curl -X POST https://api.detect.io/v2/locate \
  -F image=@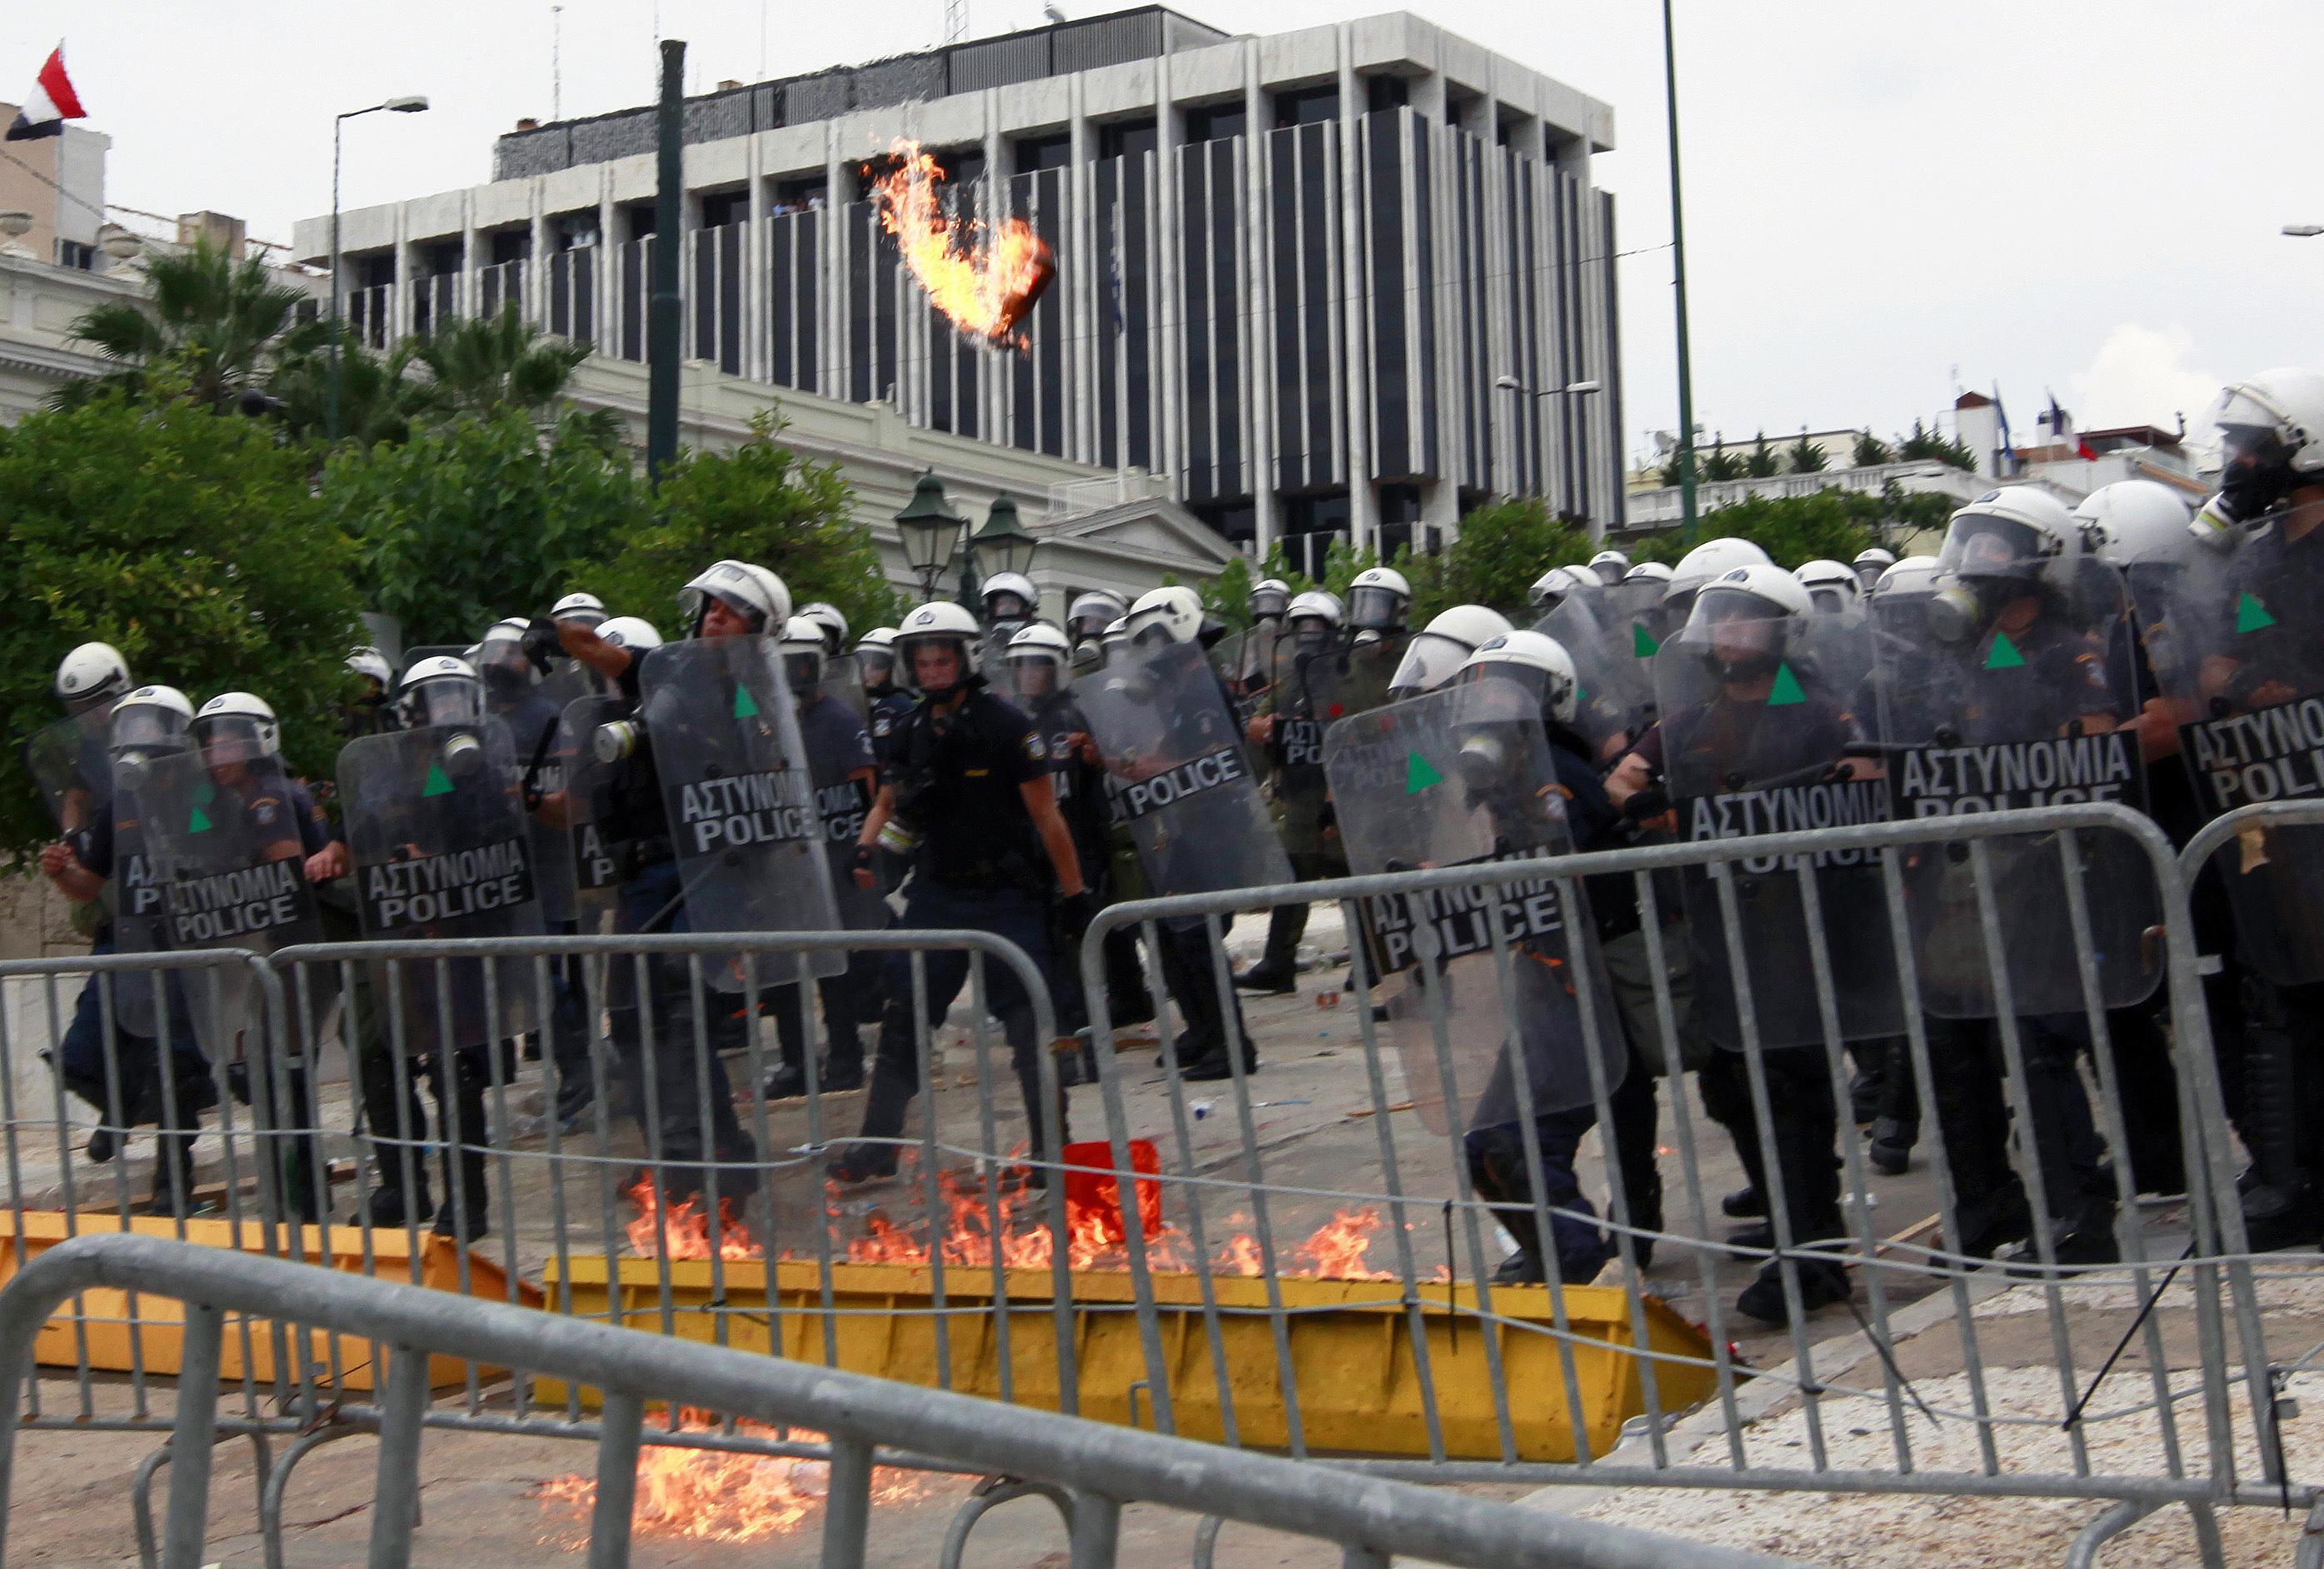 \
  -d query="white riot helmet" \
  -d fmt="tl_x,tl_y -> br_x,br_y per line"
981,571 -> 1038,626
779,615 -> 830,692
1285,590 -> 1344,633
1390,605 -> 1514,698
1065,590 -> 1128,644
1099,615 -> 1133,665
1345,565 -> 1412,632
1937,486 -> 2074,586
1679,564 -> 1814,680
192,691 -> 282,764
56,642 -> 131,713
1588,549 -> 1632,586
1872,555 -> 1943,601
109,686 -> 195,764
1623,560 -> 1676,587
1458,631 -> 1579,725
1528,566 -> 1593,612
678,560 -> 790,637
855,626 -> 899,688
894,600 -> 984,693
2072,480 -> 2196,569
799,601 -> 850,655
396,655 -> 486,730
1665,536 -> 1773,612
599,615 -> 663,653
2192,367 -> 2324,541
1006,621 -> 1073,700
1794,559 -> 1863,614
1249,577 -> 1292,622
1124,585 -> 1204,647
1852,546 -> 1897,591
347,645 -> 394,690
551,591 -> 608,629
